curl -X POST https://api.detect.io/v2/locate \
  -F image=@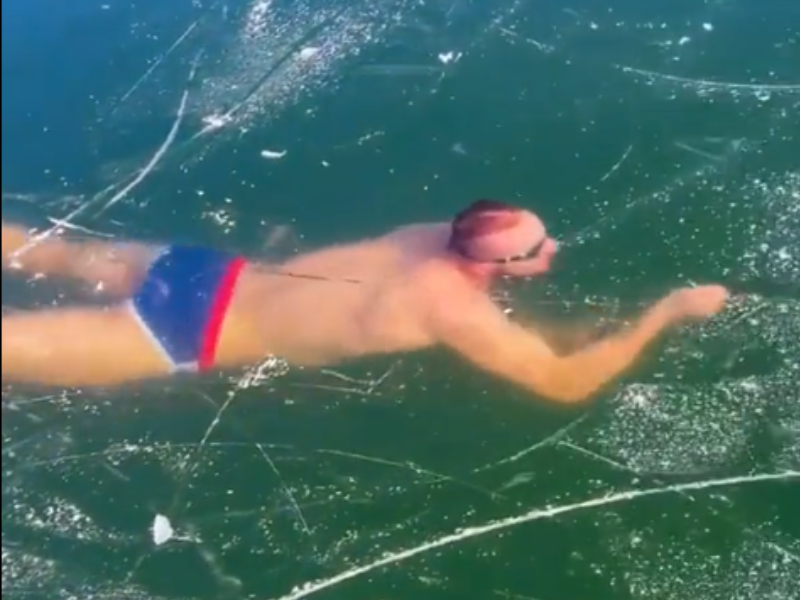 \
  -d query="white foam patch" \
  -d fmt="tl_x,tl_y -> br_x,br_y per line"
571,379 -> 763,475
189,0 -> 397,131
741,172 -> 800,286
1,548 -> 194,600
615,534 -> 800,600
